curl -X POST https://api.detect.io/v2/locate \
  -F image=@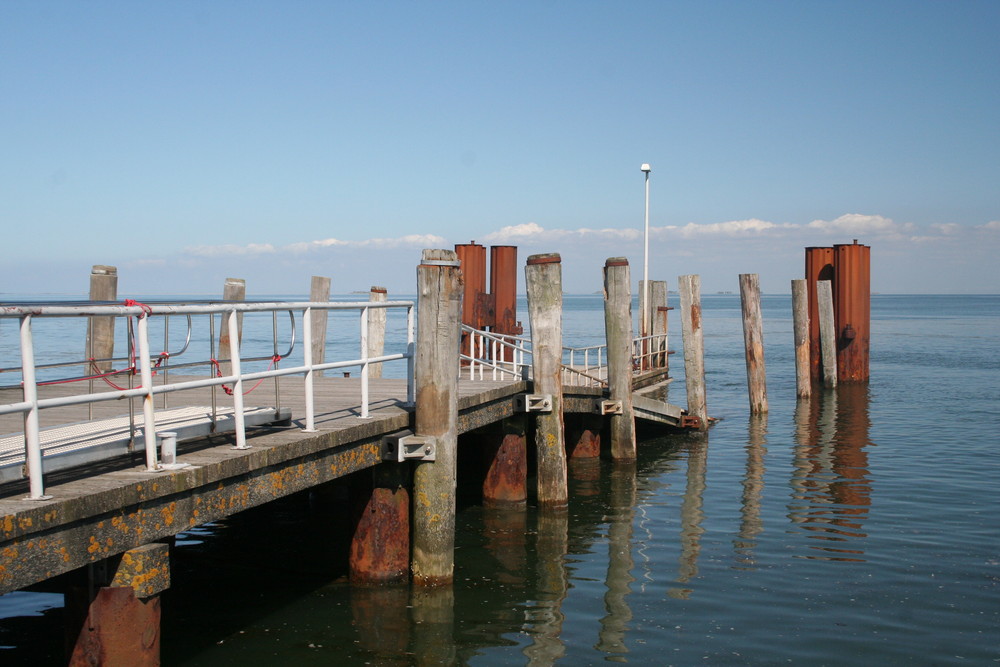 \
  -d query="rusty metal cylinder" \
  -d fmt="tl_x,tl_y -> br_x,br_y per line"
805,247 -> 835,382
455,242 -> 487,329
833,241 -> 870,382
490,245 -> 520,361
